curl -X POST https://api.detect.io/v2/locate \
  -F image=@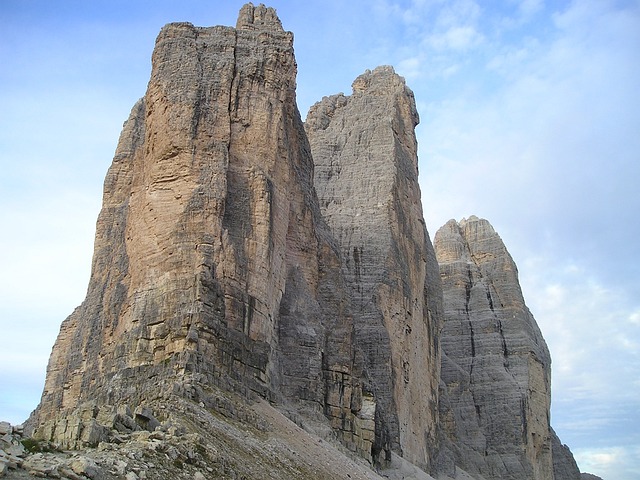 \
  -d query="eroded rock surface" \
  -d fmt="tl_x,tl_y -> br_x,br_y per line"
434,217 -> 553,479
27,3 -> 362,456
306,66 -> 443,470
21,3 -> 585,479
